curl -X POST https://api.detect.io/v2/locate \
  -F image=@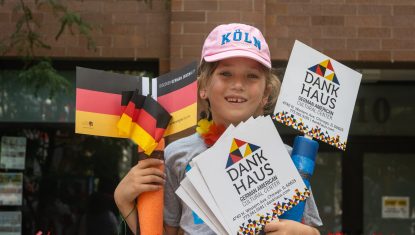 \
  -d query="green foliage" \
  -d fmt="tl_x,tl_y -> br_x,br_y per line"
18,59 -> 70,97
0,0 -> 167,98
0,0 -> 95,97
45,0 -> 96,50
